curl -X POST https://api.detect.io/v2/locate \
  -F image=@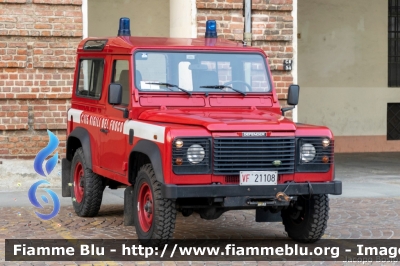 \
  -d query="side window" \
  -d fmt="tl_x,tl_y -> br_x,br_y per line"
76,59 -> 104,99
112,60 -> 130,106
